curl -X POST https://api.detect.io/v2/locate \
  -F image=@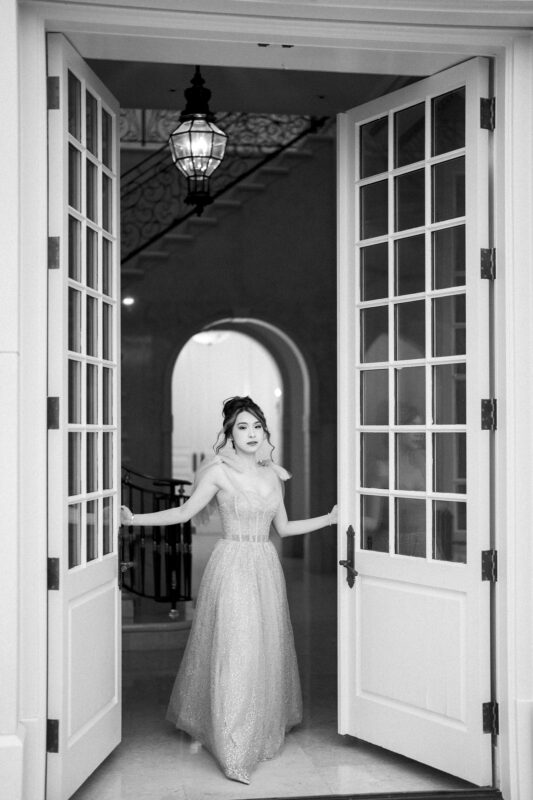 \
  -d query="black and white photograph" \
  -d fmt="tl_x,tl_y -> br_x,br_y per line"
3,3 -> 533,800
